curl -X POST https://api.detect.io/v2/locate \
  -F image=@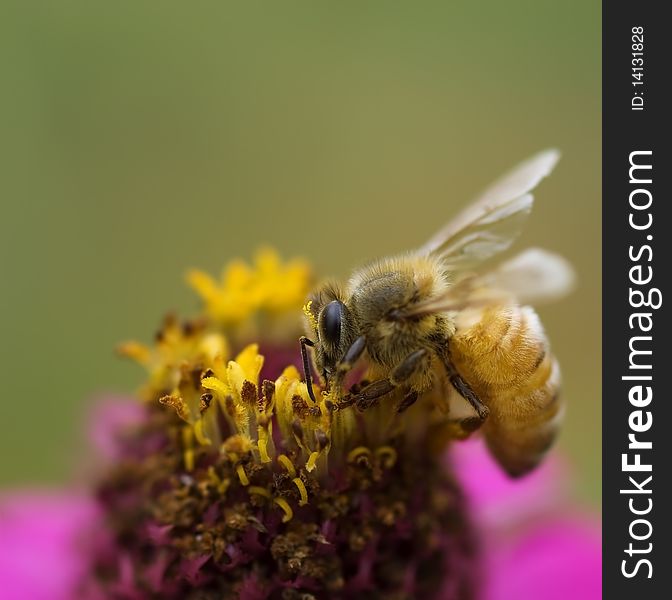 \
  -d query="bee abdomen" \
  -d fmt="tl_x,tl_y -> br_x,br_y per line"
450,305 -> 564,477
482,358 -> 563,476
